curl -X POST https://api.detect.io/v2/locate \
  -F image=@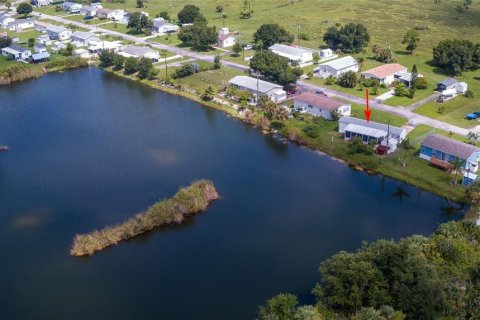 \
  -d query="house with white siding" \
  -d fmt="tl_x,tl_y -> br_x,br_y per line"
119,45 -> 159,62
316,56 -> 358,78
6,18 -> 35,31
338,116 -> 406,154
269,43 -> 313,64
228,75 -> 287,103
62,2 -> 82,13
294,92 -> 351,120
217,27 -> 236,48
151,18 -> 179,34
47,25 -> 72,41
0,15 -> 15,28
71,31 -> 99,46
1,45 -> 32,60
361,63 -> 407,86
